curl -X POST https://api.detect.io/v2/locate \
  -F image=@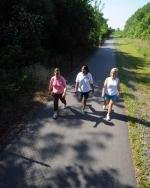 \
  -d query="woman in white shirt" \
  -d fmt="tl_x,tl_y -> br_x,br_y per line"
75,65 -> 94,114
101,68 -> 121,121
